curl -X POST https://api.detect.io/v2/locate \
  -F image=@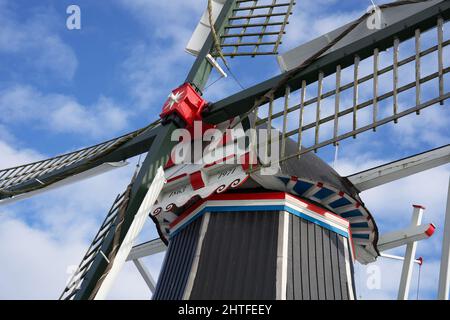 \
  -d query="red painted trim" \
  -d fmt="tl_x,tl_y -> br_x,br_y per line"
204,154 -> 236,168
219,130 -> 233,146
285,193 -> 349,225
290,176 -> 298,181
170,192 -> 287,228
169,198 -> 207,228
240,152 -> 256,171
317,182 -> 324,188
425,223 -> 436,237
169,192 -> 351,229
209,192 -> 287,201
164,157 -> 175,170
189,171 -> 205,191
413,204 -> 426,210
338,191 -> 345,197
417,257 -> 423,266
166,173 -> 187,183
